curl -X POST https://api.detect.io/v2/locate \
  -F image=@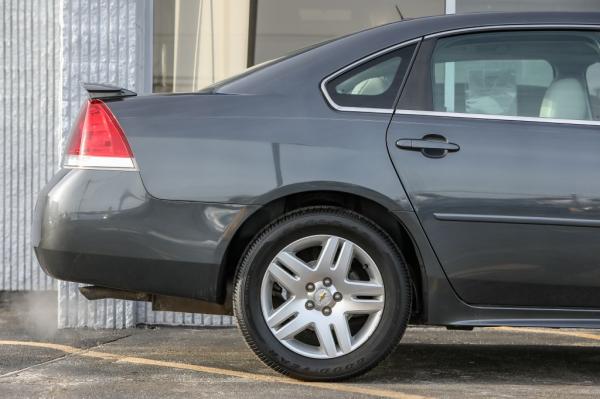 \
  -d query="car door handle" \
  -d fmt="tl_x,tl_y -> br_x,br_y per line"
396,139 -> 460,152
396,135 -> 460,158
